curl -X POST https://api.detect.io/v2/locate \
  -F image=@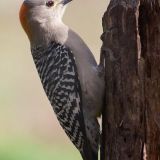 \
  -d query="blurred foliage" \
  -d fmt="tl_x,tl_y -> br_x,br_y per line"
0,137 -> 80,160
